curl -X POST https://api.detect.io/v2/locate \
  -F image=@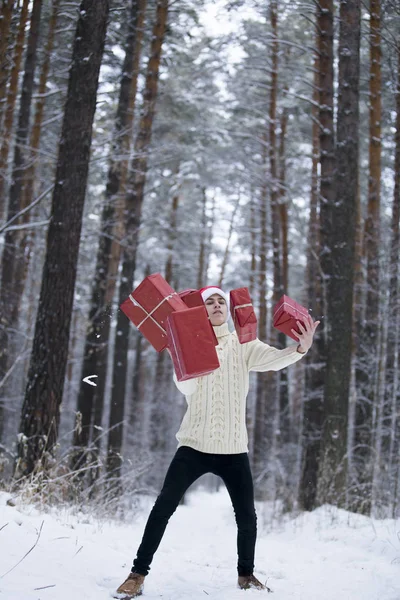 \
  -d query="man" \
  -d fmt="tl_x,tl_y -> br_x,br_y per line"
116,287 -> 319,598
